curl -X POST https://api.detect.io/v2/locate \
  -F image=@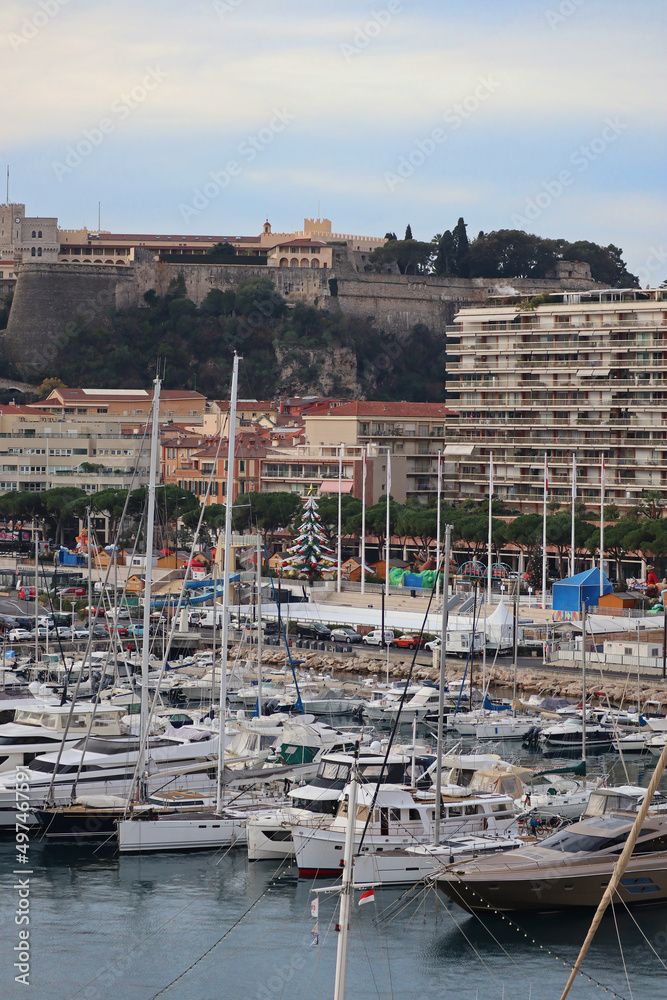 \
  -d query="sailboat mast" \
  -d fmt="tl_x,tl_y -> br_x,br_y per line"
139,377 -> 162,764
434,523 -> 452,845
333,749 -> 359,1000
256,531 -> 263,717
216,353 -> 240,814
